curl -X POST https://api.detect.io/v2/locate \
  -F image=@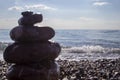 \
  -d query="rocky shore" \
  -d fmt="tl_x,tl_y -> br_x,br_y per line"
0,58 -> 120,80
